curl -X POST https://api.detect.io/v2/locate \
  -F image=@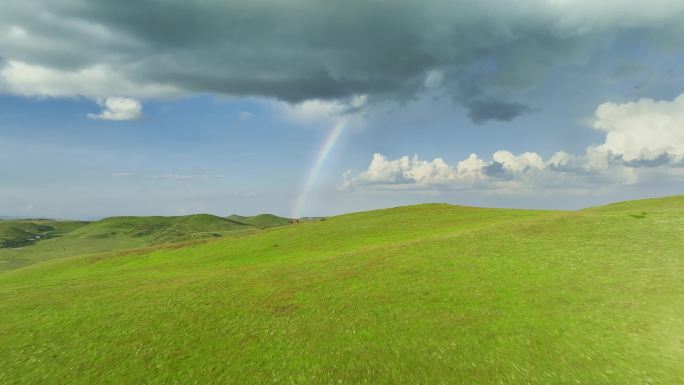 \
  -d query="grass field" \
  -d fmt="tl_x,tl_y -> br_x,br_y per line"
0,213 -> 291,272
227,213 -> 294,228
0,197 -> 683,384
